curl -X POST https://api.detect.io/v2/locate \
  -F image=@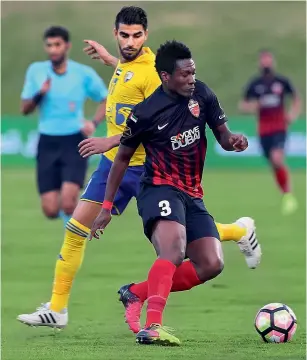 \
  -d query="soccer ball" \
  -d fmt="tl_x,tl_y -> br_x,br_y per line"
254,303 -> 297,343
